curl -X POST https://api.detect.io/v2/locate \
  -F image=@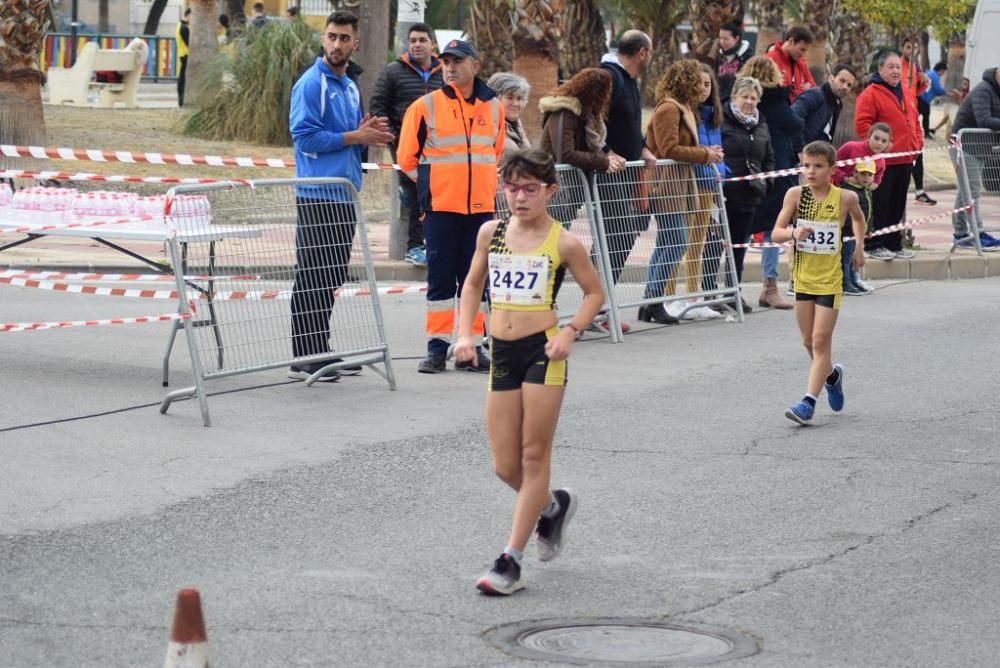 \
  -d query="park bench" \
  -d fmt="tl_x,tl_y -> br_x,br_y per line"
47,41 -> 145,109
